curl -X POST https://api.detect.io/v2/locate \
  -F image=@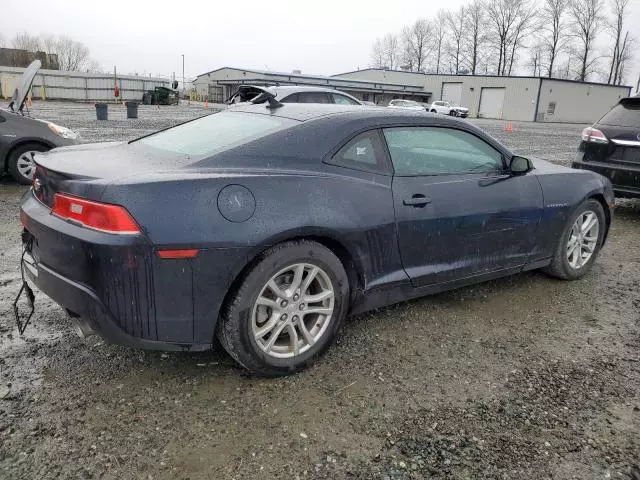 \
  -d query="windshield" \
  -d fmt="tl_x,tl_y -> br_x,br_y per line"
137,111 -> 296,155
599,101 -> 640,128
